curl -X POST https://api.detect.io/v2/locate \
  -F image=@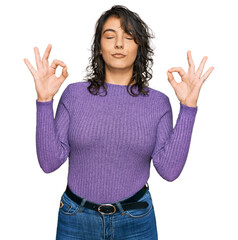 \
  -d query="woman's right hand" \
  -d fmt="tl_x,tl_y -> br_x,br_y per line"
24,44 -> 69,102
